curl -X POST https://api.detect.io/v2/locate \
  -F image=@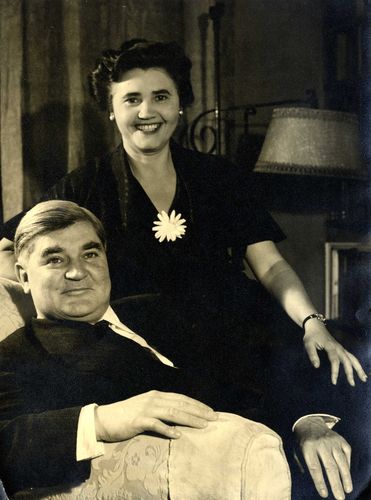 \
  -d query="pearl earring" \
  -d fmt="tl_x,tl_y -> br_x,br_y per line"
179,109 -> 184,116
109,112 -> 115,121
